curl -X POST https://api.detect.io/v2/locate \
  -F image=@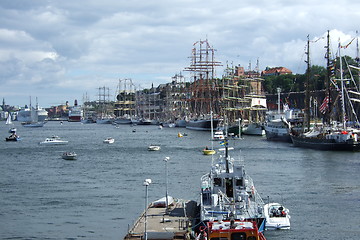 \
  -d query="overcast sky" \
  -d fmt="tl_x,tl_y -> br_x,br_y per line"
1,0 -> 360,107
